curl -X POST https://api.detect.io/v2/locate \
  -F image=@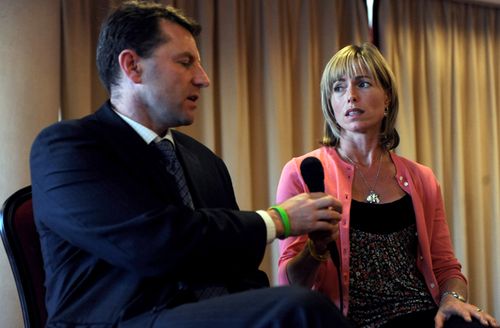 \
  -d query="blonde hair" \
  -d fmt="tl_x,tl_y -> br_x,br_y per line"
320,42 -> 399,150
